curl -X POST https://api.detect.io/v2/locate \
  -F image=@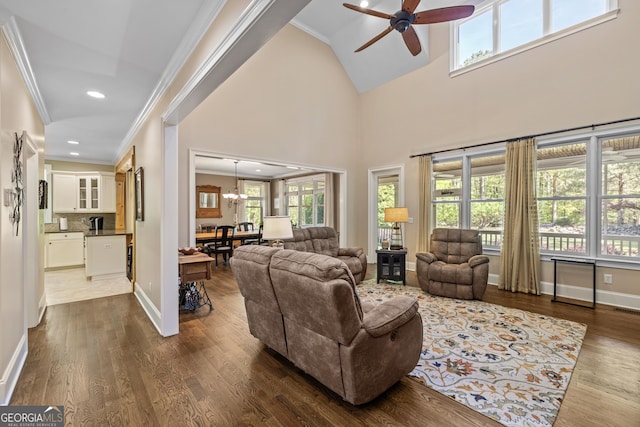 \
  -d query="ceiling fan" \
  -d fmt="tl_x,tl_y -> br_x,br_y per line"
343,1 -> 475,56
